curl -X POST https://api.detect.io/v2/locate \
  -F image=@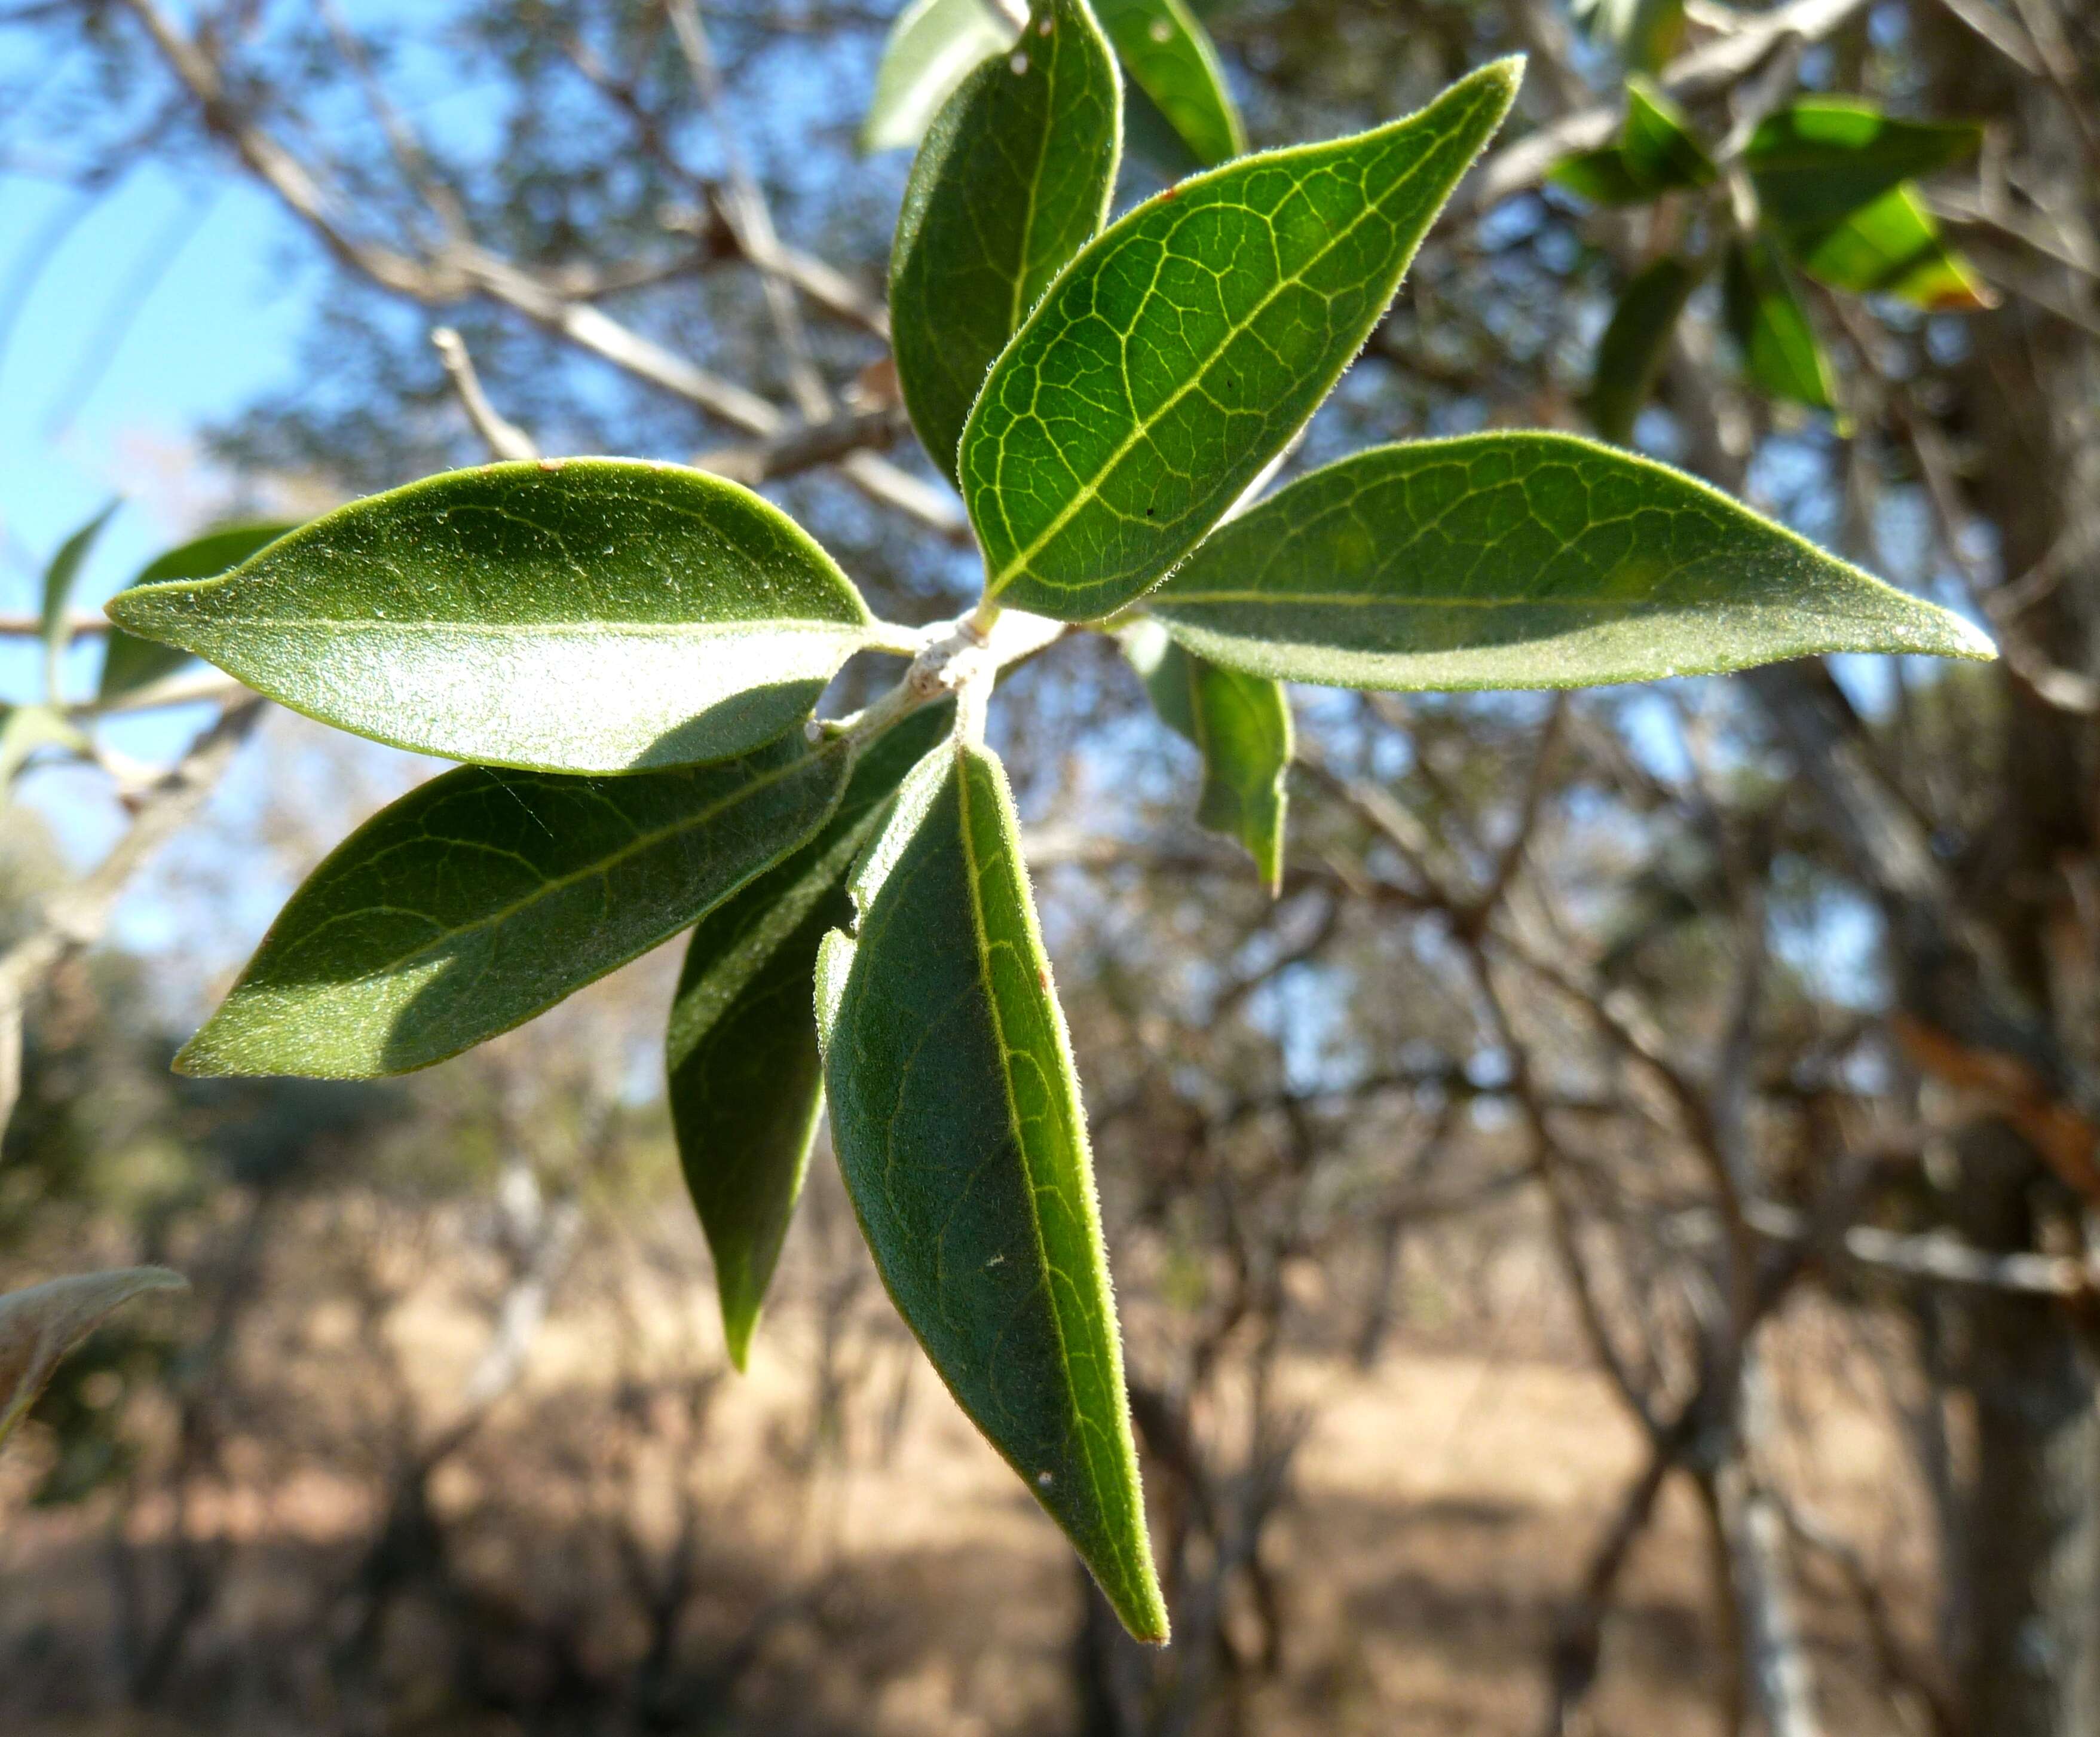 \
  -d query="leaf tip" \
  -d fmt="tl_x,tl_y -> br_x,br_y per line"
722,1310 -> 756,1374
